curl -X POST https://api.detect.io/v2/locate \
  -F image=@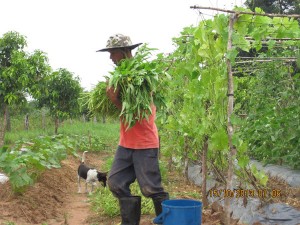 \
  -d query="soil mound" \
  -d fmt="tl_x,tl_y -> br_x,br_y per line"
0,153 -> 101,225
